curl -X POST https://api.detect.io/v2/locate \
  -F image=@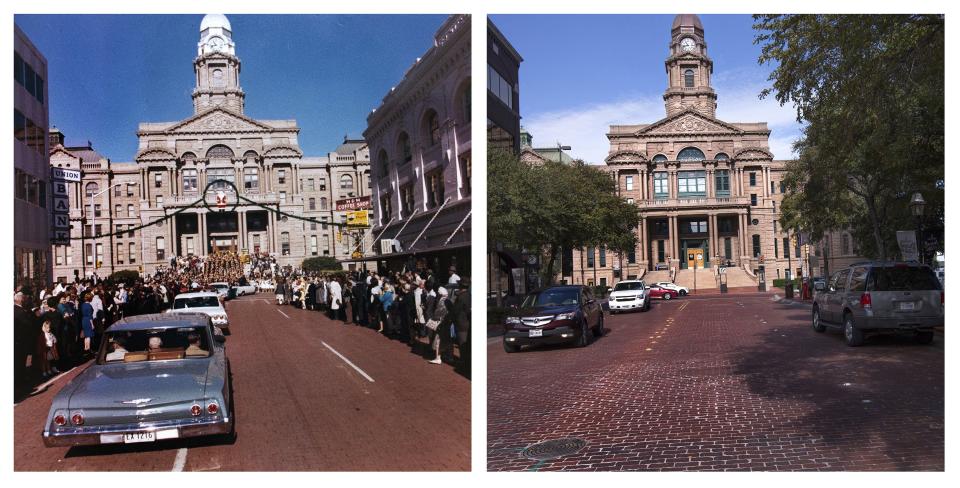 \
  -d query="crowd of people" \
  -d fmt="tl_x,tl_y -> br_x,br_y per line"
13,252 -> 471,399
274,265 -> 471,372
